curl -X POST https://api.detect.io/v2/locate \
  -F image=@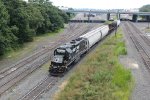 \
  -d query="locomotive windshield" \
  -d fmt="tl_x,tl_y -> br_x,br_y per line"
54,49 -> 66,55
